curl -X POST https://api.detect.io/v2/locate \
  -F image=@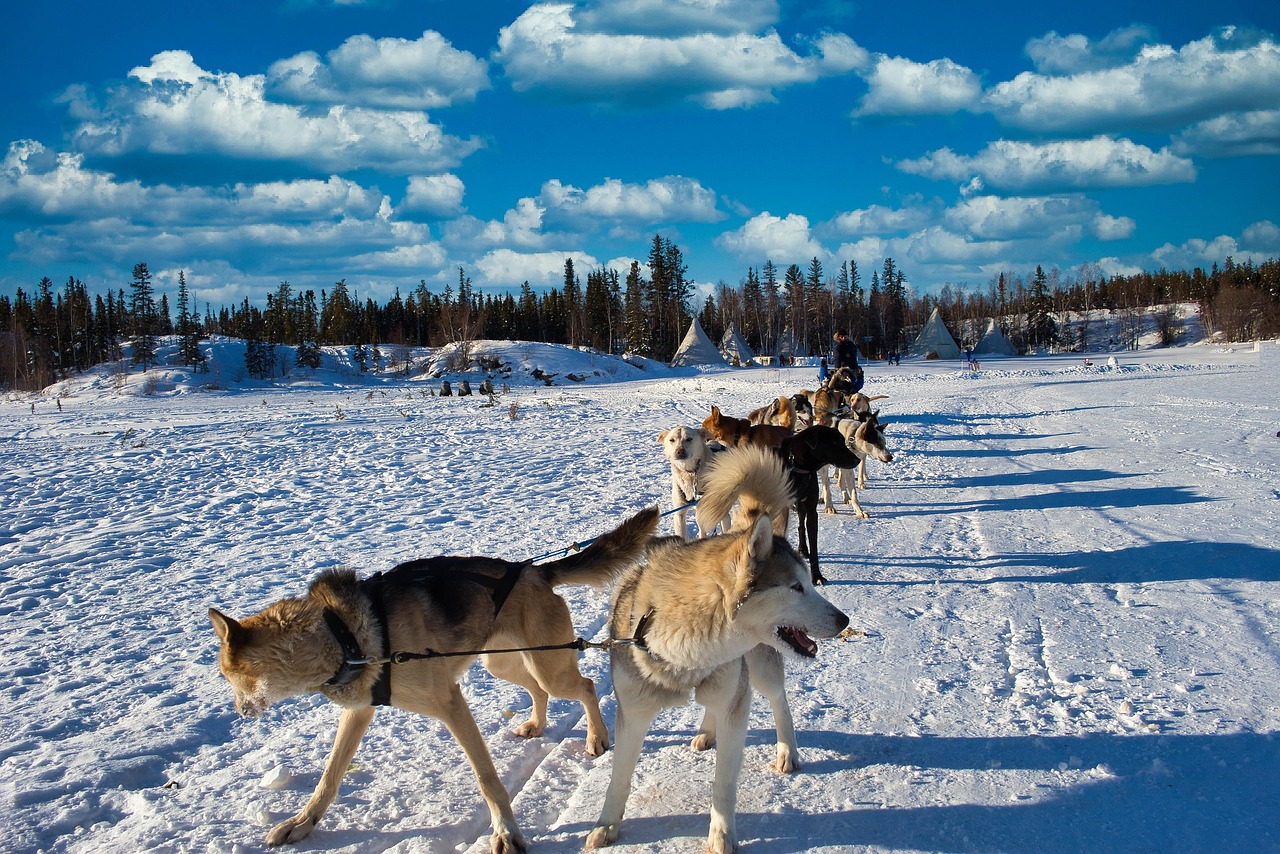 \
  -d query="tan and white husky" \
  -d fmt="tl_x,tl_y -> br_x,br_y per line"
209,507 -> 658,852
587,447 -> 849,853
